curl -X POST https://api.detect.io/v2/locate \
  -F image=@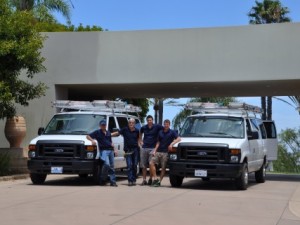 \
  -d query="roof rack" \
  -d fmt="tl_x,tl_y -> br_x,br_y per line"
185,102 -> 262,117
52,100 -> 142,113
